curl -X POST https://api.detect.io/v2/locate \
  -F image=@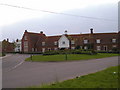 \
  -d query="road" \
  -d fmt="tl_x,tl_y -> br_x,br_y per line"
2,54 -> 118,88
